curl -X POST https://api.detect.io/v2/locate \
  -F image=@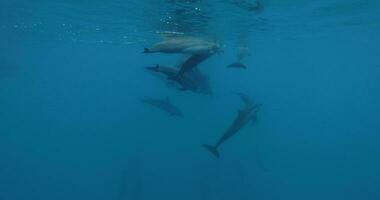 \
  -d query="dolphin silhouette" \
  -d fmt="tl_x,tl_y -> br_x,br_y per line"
168,53 -> 212,85
145,64 -> 199,92
142,97 -> 183,117
202,95 -> 261,158
190,68 -> 213,95
143,37 -> 220,55
233,92 -> 254,107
